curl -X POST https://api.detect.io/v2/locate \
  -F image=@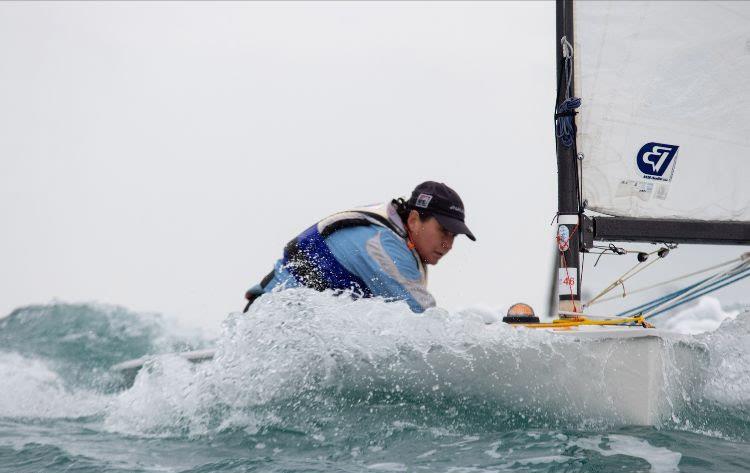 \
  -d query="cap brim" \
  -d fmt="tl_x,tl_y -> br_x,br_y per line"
433,214 -> 476,241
